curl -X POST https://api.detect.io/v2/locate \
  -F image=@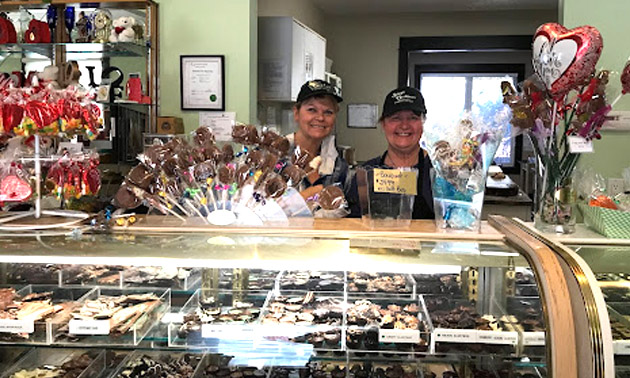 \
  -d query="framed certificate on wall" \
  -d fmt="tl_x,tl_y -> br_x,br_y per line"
180,55 -> 225,110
